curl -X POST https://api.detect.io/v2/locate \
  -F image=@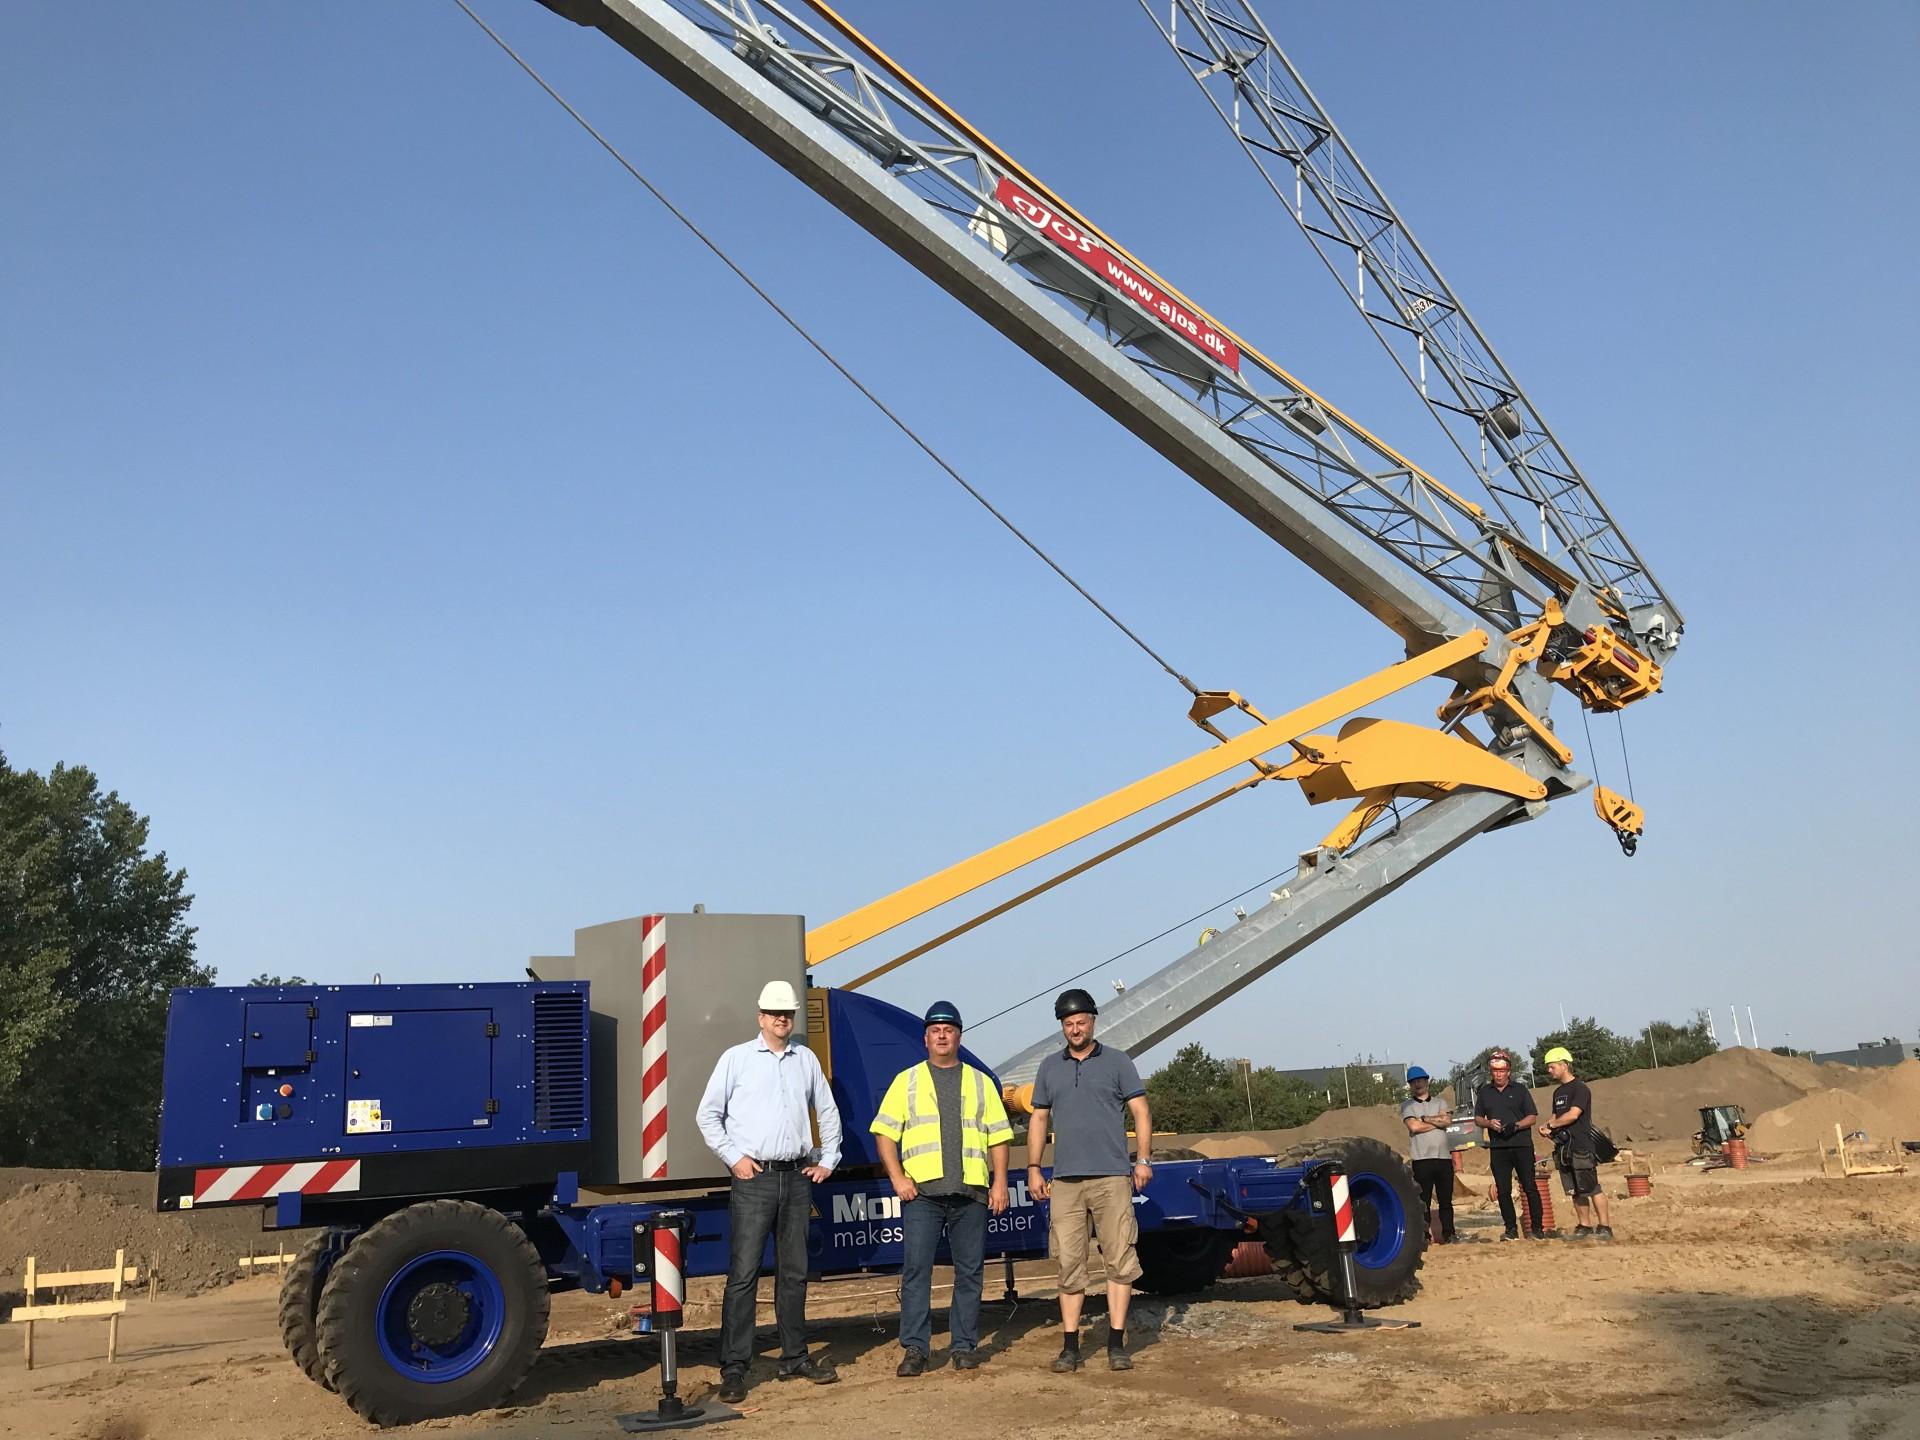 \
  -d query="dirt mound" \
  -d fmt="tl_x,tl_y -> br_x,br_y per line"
1161,1102 -> 1414,1160
0,1167 -> 299,1299
1839,1059 -> 1920,1123
1562,1047 -> 1829,1146
1749,1090 -> 1910,1153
